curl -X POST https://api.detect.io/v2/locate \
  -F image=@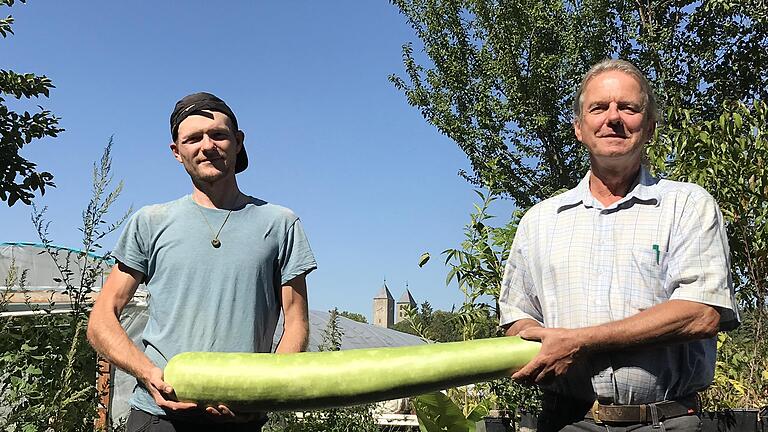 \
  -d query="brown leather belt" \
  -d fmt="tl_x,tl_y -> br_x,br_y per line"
585,395 -> 698,424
